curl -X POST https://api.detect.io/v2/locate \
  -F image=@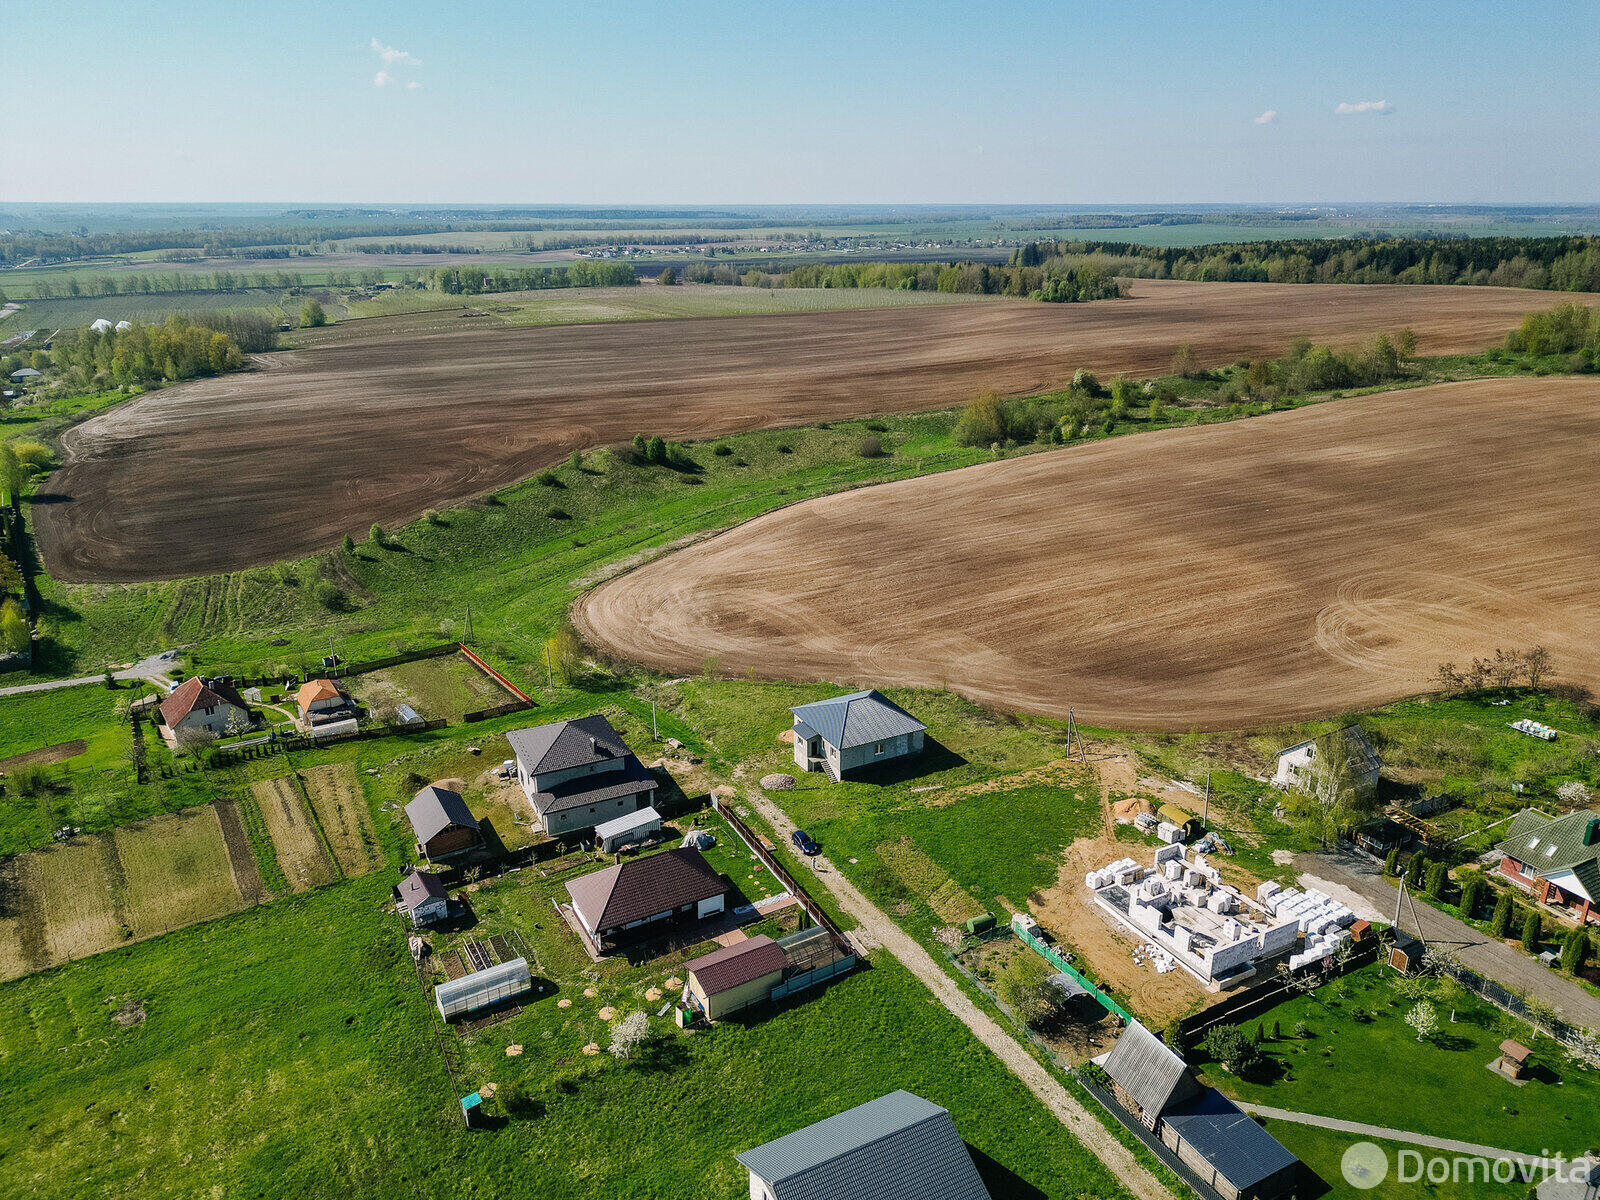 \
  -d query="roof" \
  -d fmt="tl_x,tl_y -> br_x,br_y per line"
1391,931 -> 1424,956
507,713 -> 630,775
405,784 -> 480,844
788,690 -> 926,751
529,755 -> 658,817
158,676 -> 249,726
1499,1039 -> 1532,1061
594,804 -> 662,841
1160,1089 -> 1299,1191
295,678 -> 346,710
1497,809 -> 1600,898
565,847 -> 726,933
1103,1021 -> 1192,1118
396,870 -> 449,912
10,367 -> 41,378
735,1090 -> 990,1200
687,934 -> 786,996
434,957 -> 530,1008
